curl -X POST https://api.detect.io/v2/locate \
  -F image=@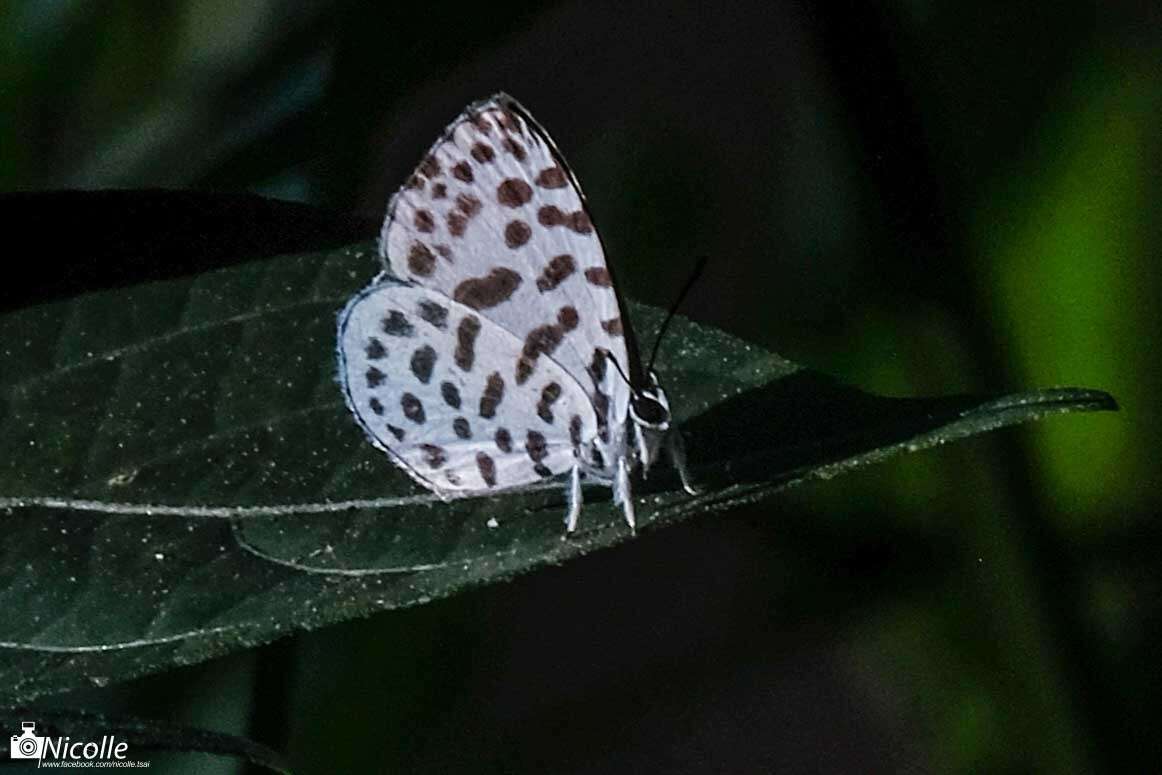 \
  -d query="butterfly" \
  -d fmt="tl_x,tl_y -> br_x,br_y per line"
337,93 -> 695,532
